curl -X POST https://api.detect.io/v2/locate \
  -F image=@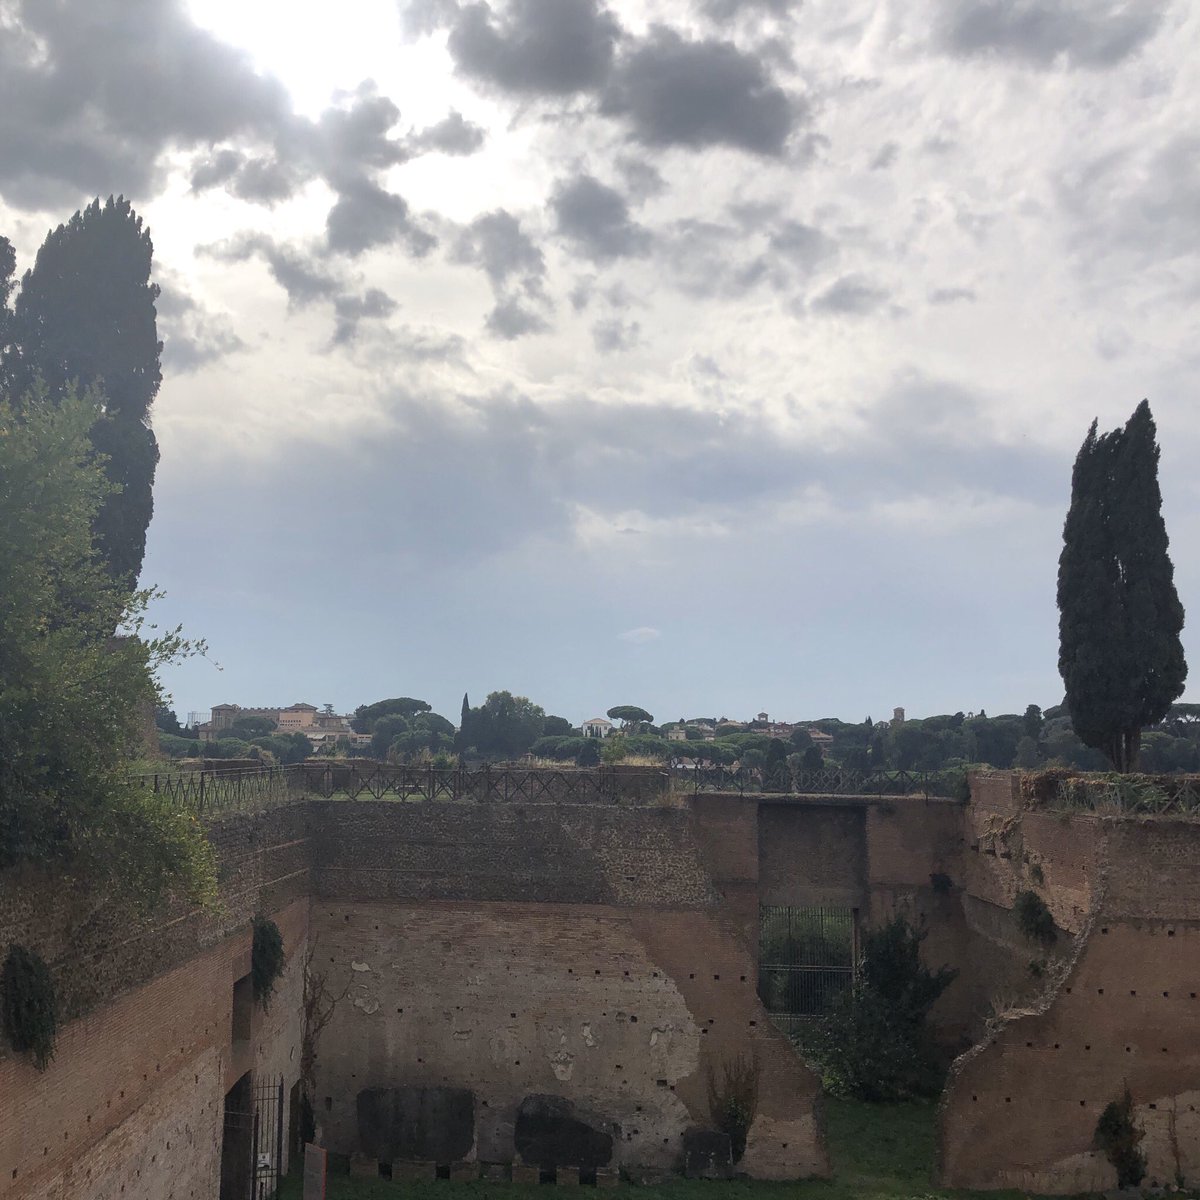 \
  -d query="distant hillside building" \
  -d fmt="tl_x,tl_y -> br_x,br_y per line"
582,717 -> 613,739
198,702 -> 351,743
